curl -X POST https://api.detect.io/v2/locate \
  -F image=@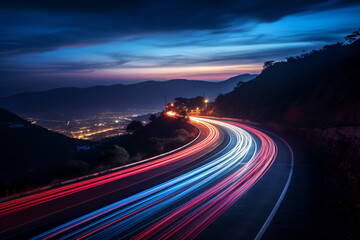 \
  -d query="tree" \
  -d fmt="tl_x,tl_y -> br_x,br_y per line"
263,60 -> 275,70
345,28 -> 360,44
179,110 -> 189,121
100,145 -> 130,167
173,128 -> 190,139
113,145 -> 130,165
149,114 -> 157,122
285,56 -> 295,62
174,96 -> 204,110
236,81 -> 246,88
126,120 -> 143,133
